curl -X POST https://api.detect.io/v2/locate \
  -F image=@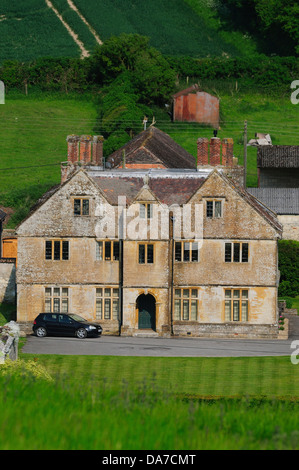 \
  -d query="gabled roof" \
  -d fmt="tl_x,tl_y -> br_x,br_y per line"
106,127 -> 196,169
248,188 -> 299,215
257,146 -> 299,168
91,173 -> 206,206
